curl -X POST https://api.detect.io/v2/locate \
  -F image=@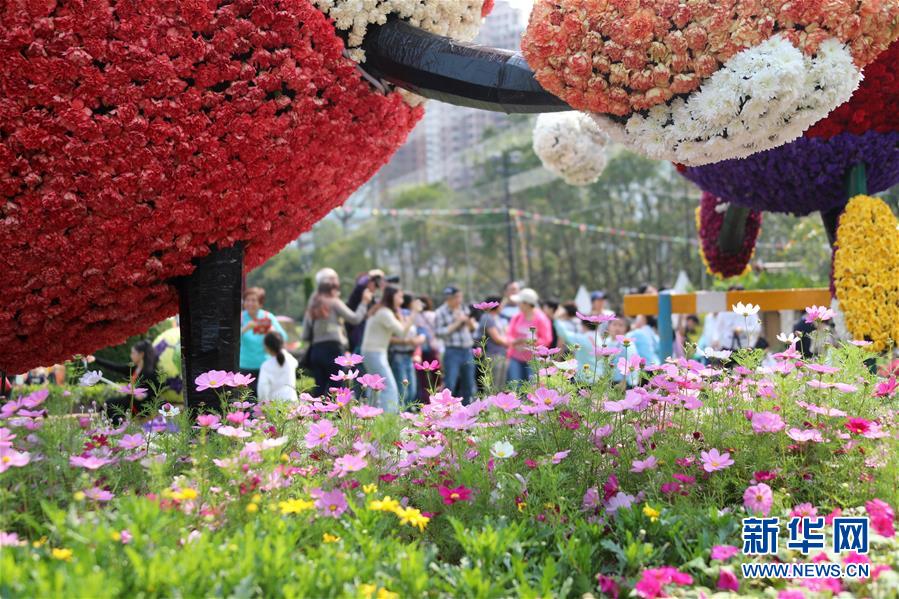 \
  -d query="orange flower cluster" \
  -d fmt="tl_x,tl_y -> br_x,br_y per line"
522,0 -> 899,116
